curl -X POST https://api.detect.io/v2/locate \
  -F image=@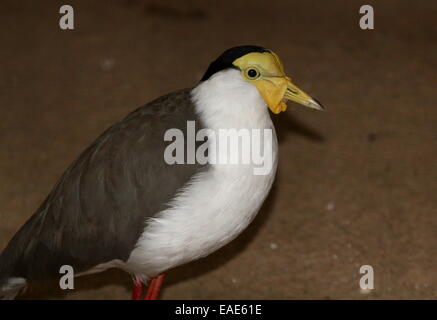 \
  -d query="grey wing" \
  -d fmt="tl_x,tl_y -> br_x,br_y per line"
0,88 -> 205,284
